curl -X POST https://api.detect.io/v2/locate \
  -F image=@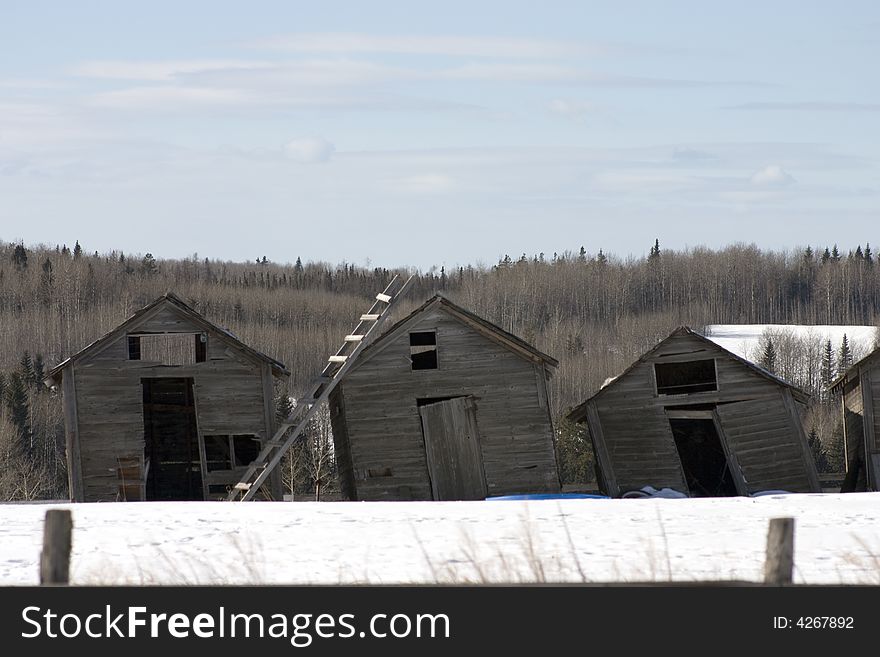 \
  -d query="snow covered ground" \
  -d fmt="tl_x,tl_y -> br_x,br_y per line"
2,494 -> 879,585
705,324 -> 877,362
